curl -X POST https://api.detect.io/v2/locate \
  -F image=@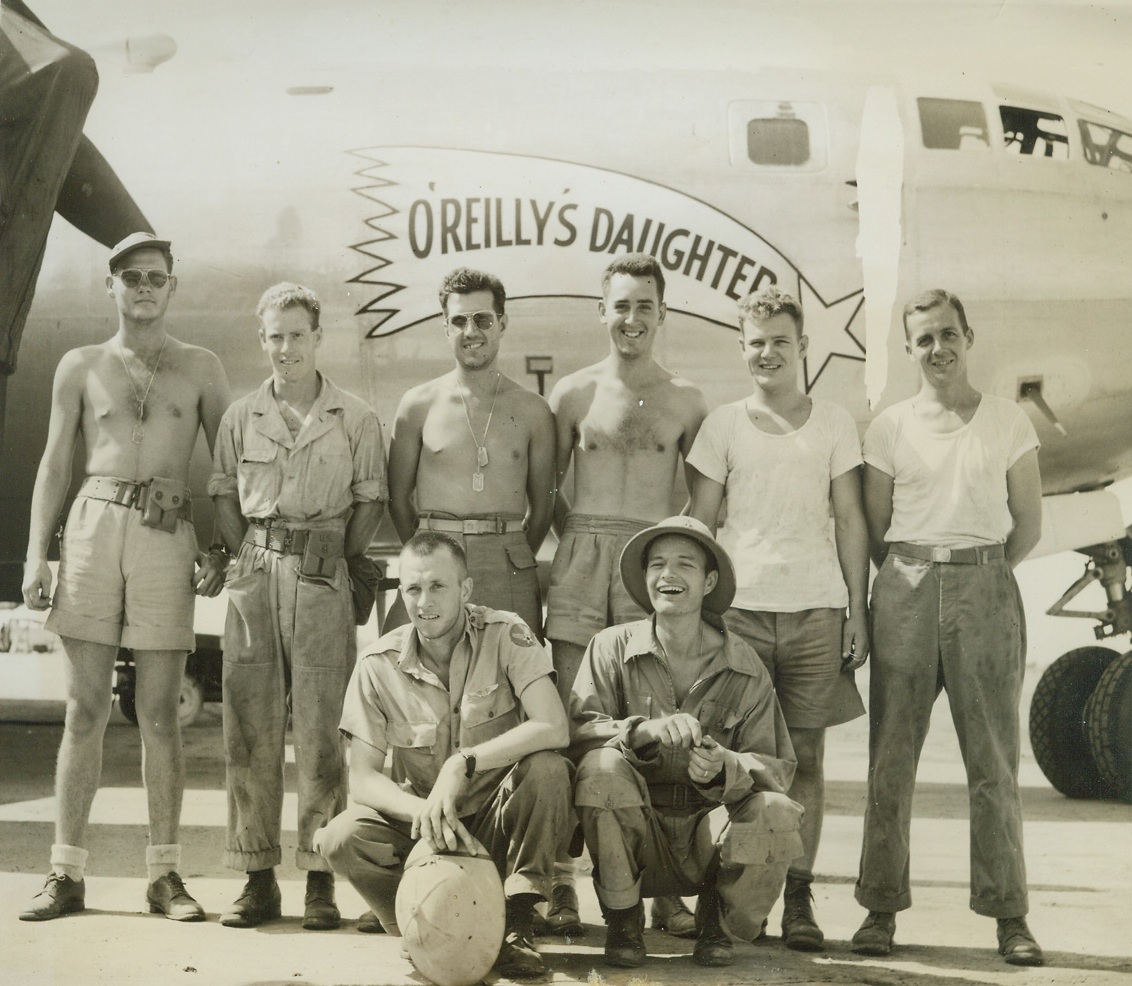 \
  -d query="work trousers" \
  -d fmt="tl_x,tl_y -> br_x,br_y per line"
856,553 -> 1029,917
223,548 -> 354,871
575,747 -> 803,941
314,751 -> 573,934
